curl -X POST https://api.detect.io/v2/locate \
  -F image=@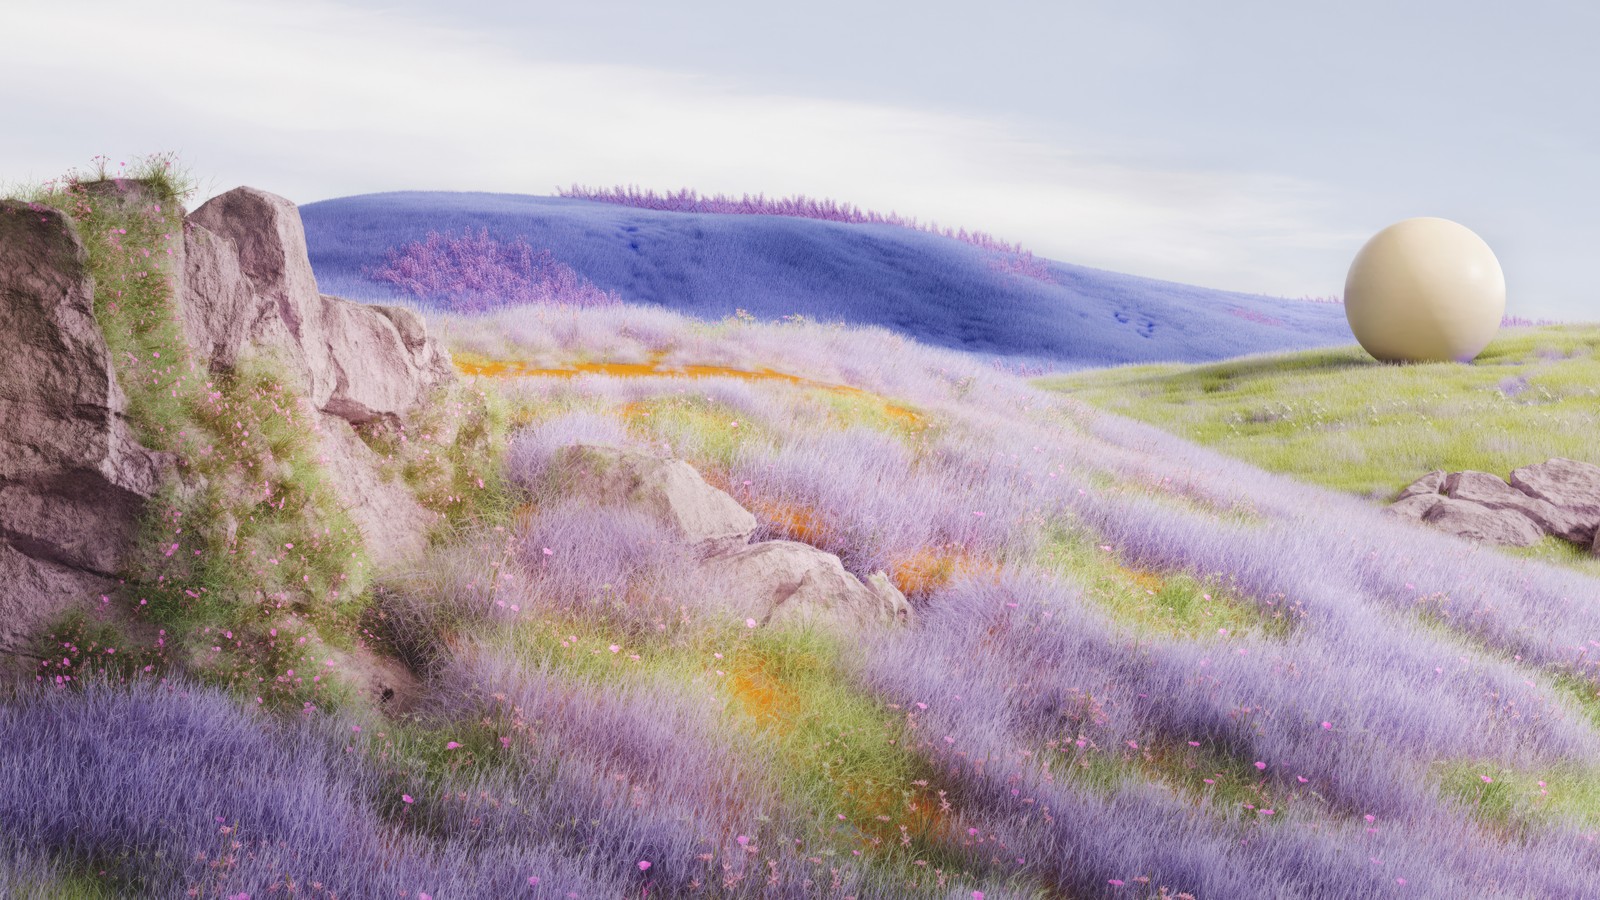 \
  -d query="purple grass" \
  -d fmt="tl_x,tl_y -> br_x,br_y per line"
557,183 -> 1058,285
9,295 -> 1598,896
0,676 -> 626,897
